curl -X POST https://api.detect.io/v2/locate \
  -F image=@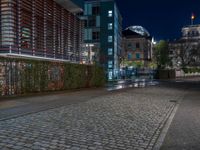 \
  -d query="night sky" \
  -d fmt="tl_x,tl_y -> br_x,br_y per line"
116,0 -> 200,40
